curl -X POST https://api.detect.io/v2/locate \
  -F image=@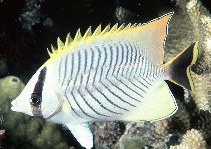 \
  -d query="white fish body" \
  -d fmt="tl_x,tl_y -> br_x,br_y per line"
11,12 -> 198,149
